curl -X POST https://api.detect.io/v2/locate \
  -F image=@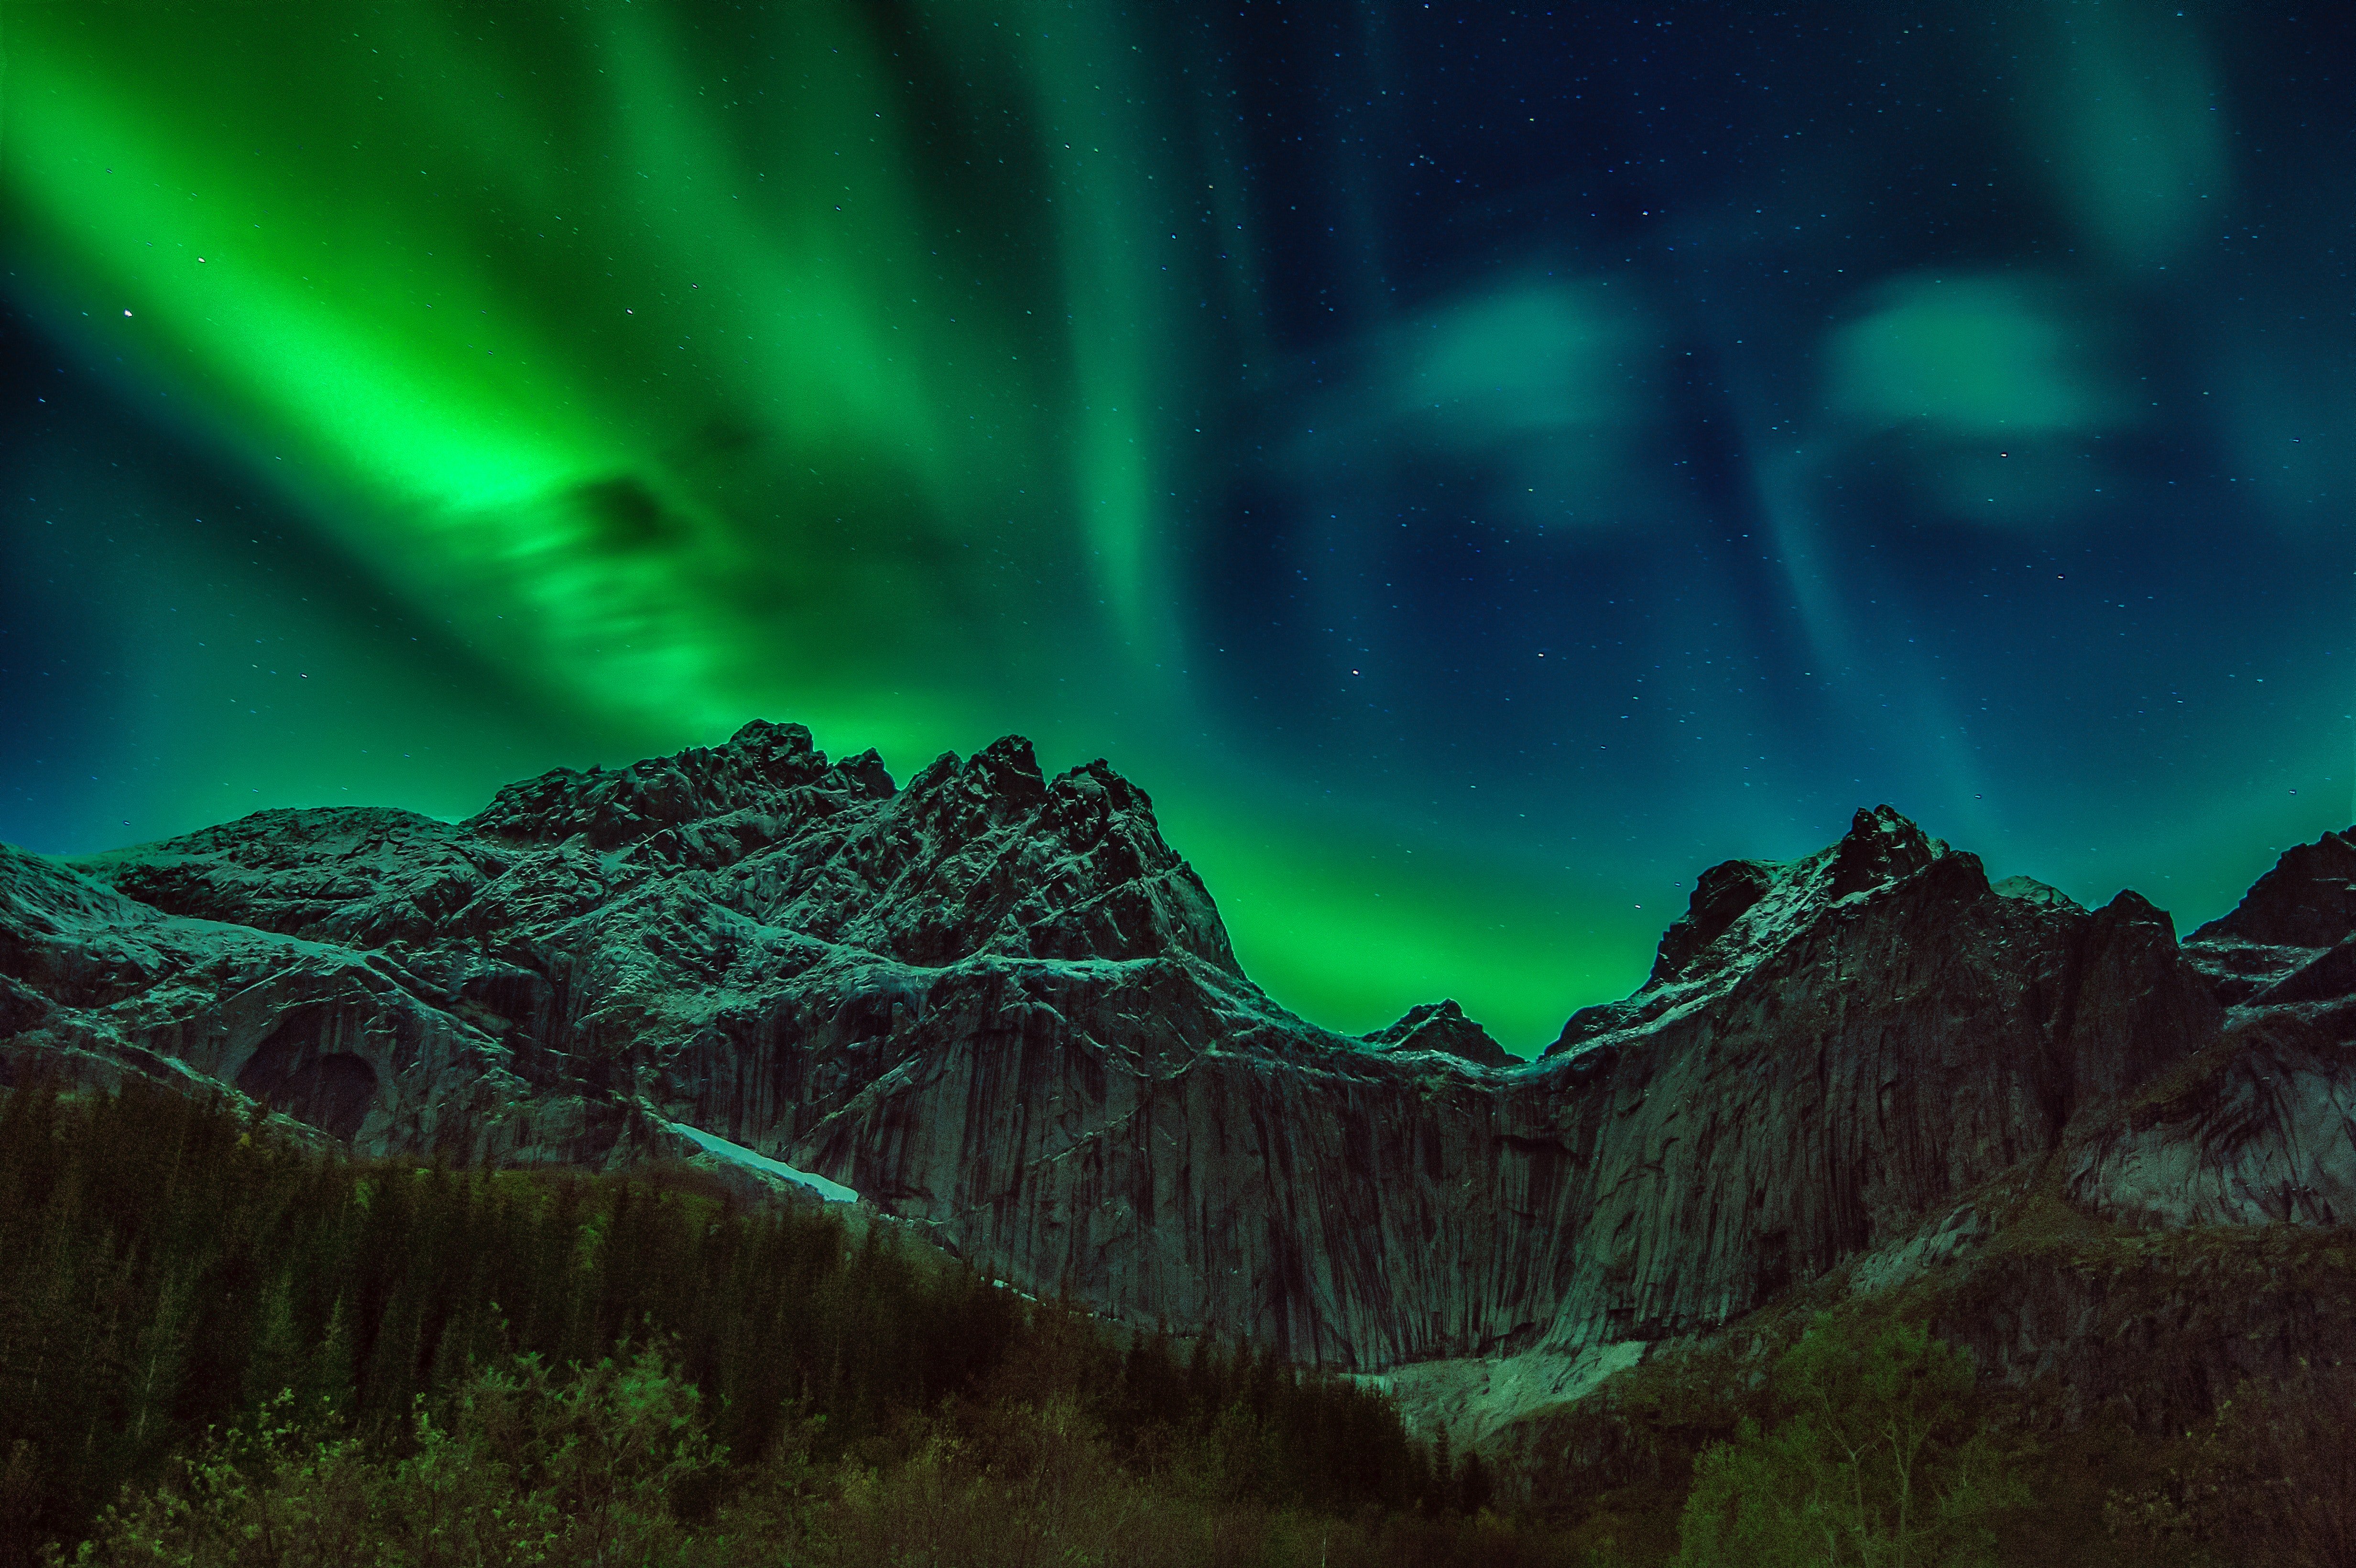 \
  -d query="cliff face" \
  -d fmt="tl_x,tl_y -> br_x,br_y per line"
1504,809 -> 2219,1349
2063,827 -> 2356,1231
3,722 -> 2346,1378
